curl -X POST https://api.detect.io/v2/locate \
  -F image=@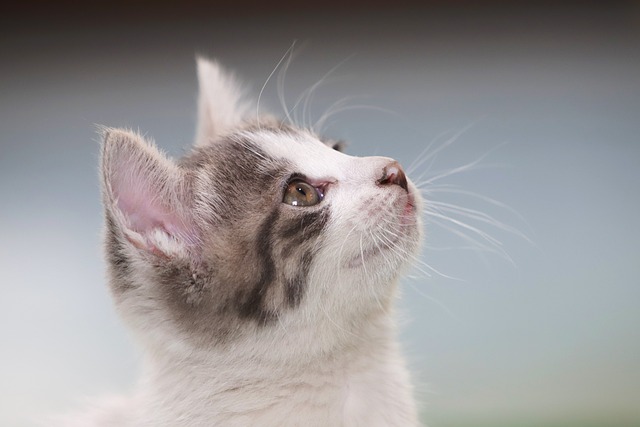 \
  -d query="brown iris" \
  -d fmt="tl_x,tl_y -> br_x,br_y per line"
283,180 -> 321,207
